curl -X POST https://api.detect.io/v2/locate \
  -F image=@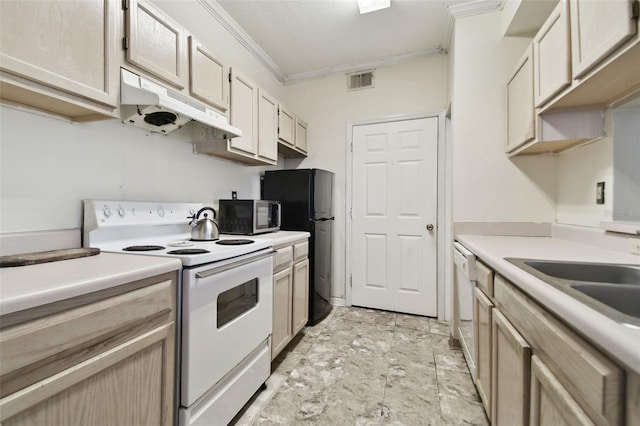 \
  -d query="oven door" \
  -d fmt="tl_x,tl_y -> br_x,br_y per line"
180,250 -> 273,407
